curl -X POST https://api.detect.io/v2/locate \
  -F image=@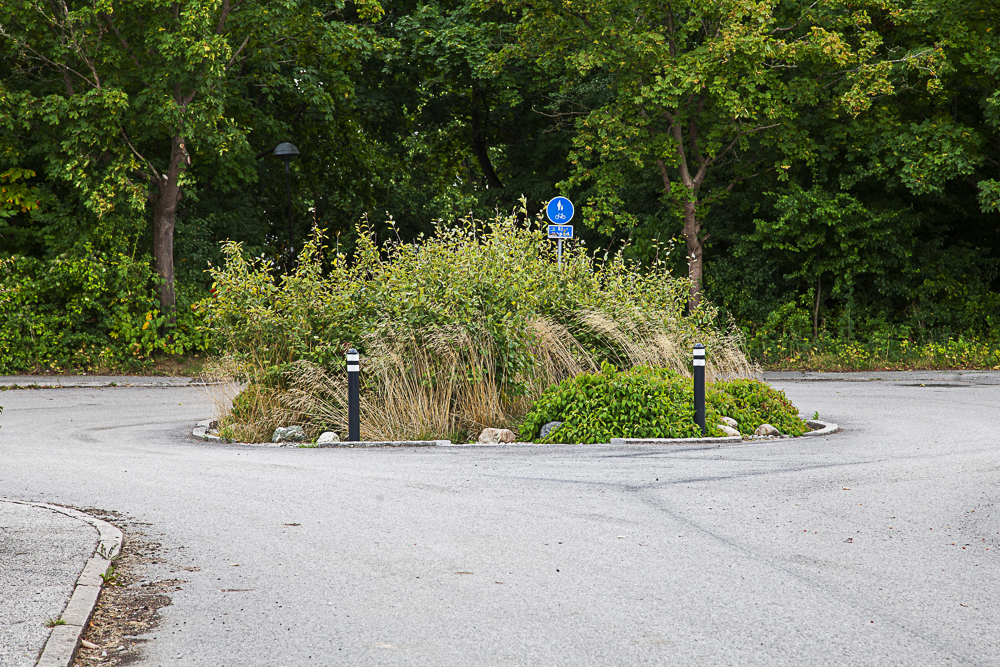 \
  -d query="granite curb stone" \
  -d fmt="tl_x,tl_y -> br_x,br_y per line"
3,500 -> 123,667
0,375 -> 221,389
